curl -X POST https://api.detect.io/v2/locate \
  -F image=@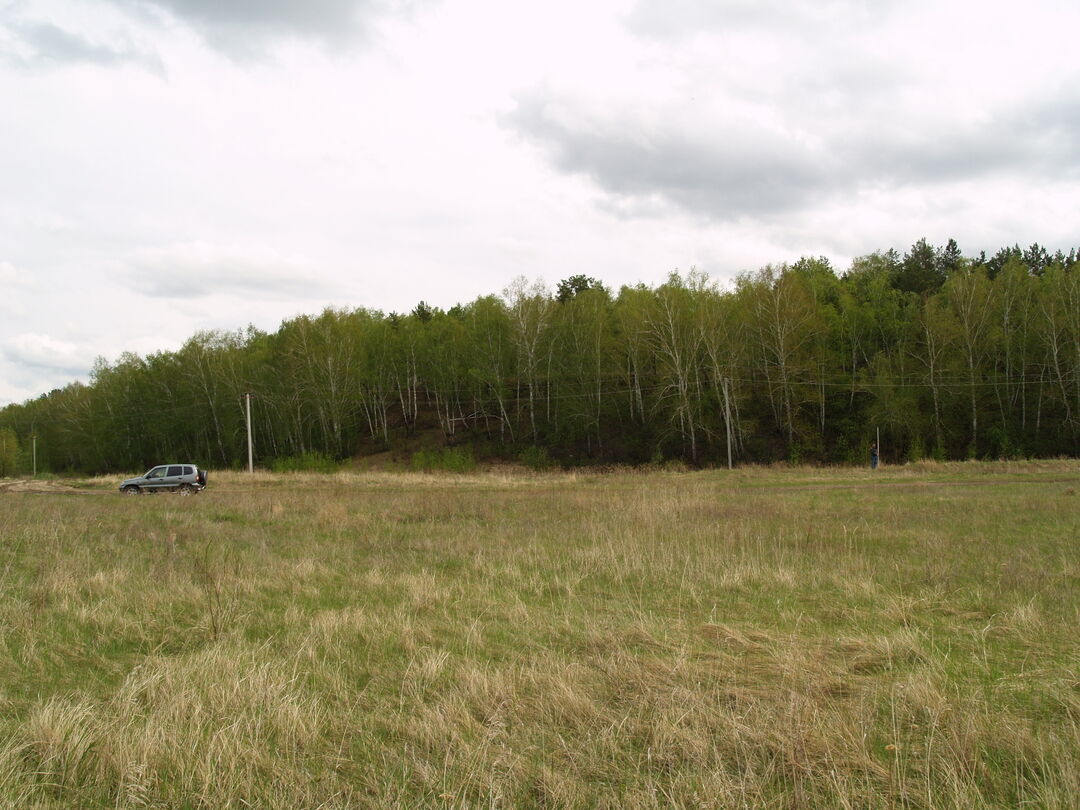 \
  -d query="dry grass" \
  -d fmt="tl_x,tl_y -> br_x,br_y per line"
0,460 -> 1078,807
